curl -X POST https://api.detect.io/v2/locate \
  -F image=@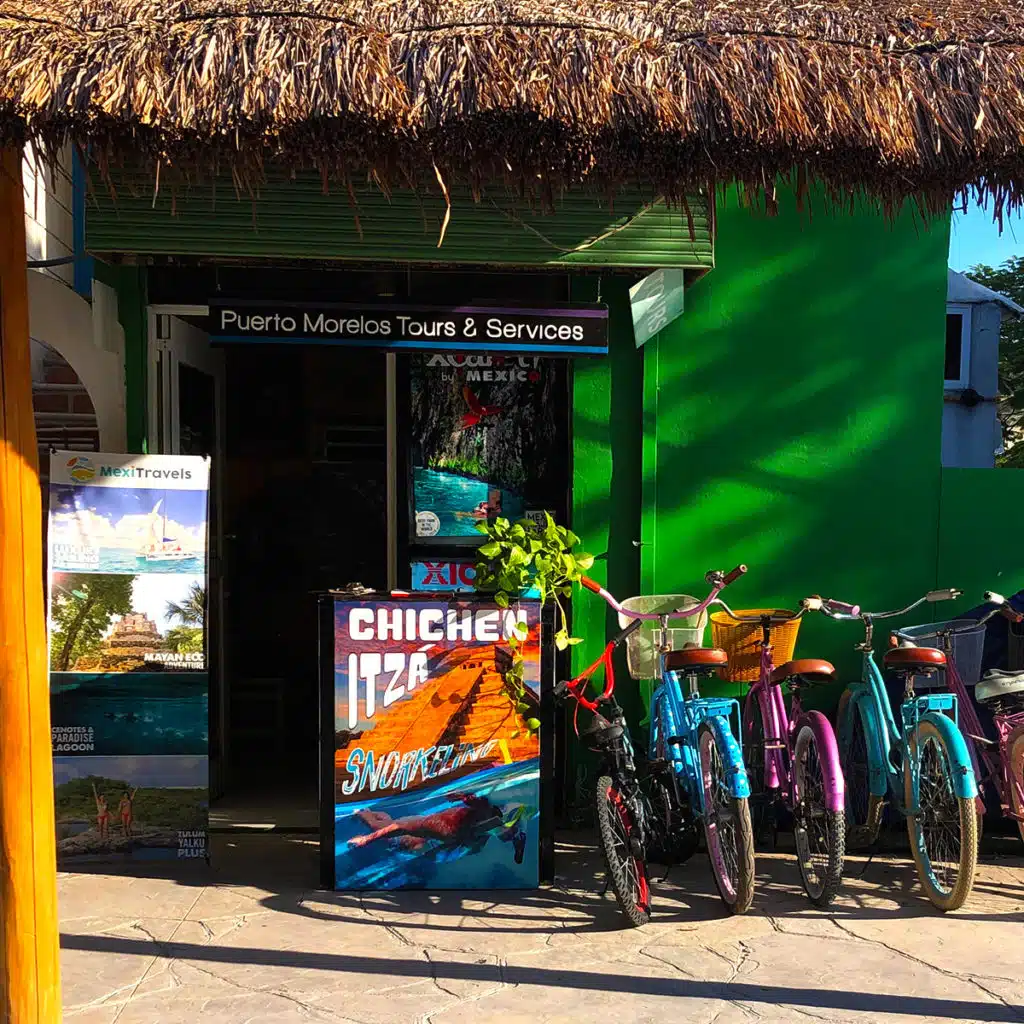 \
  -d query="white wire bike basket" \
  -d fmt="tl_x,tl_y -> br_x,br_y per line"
617,595 -> 708,680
